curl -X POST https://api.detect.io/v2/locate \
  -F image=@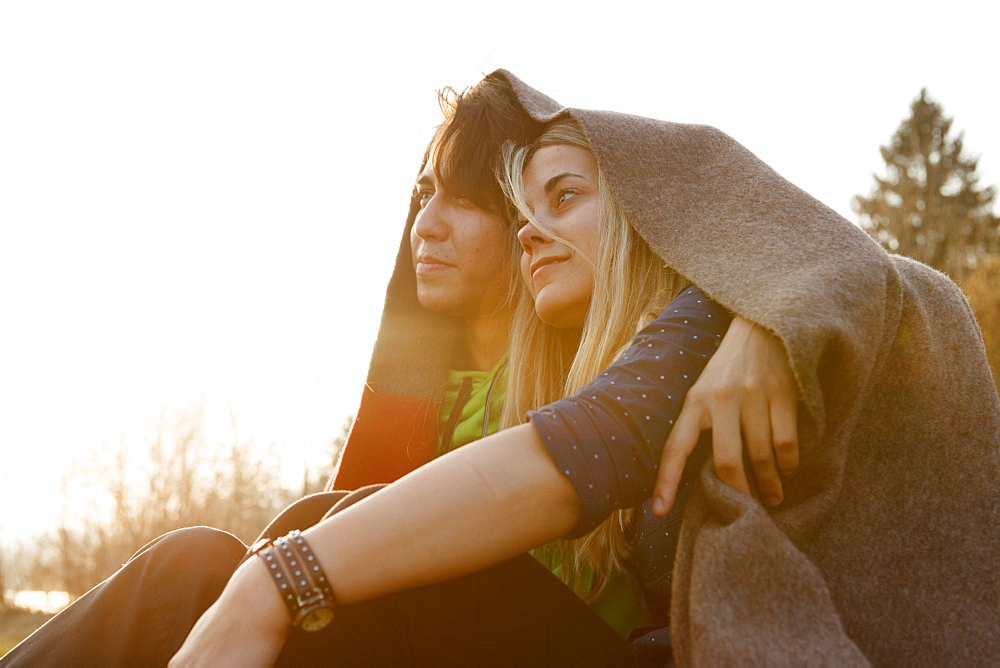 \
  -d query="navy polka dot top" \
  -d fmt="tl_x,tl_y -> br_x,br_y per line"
528,285 -> 732,536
